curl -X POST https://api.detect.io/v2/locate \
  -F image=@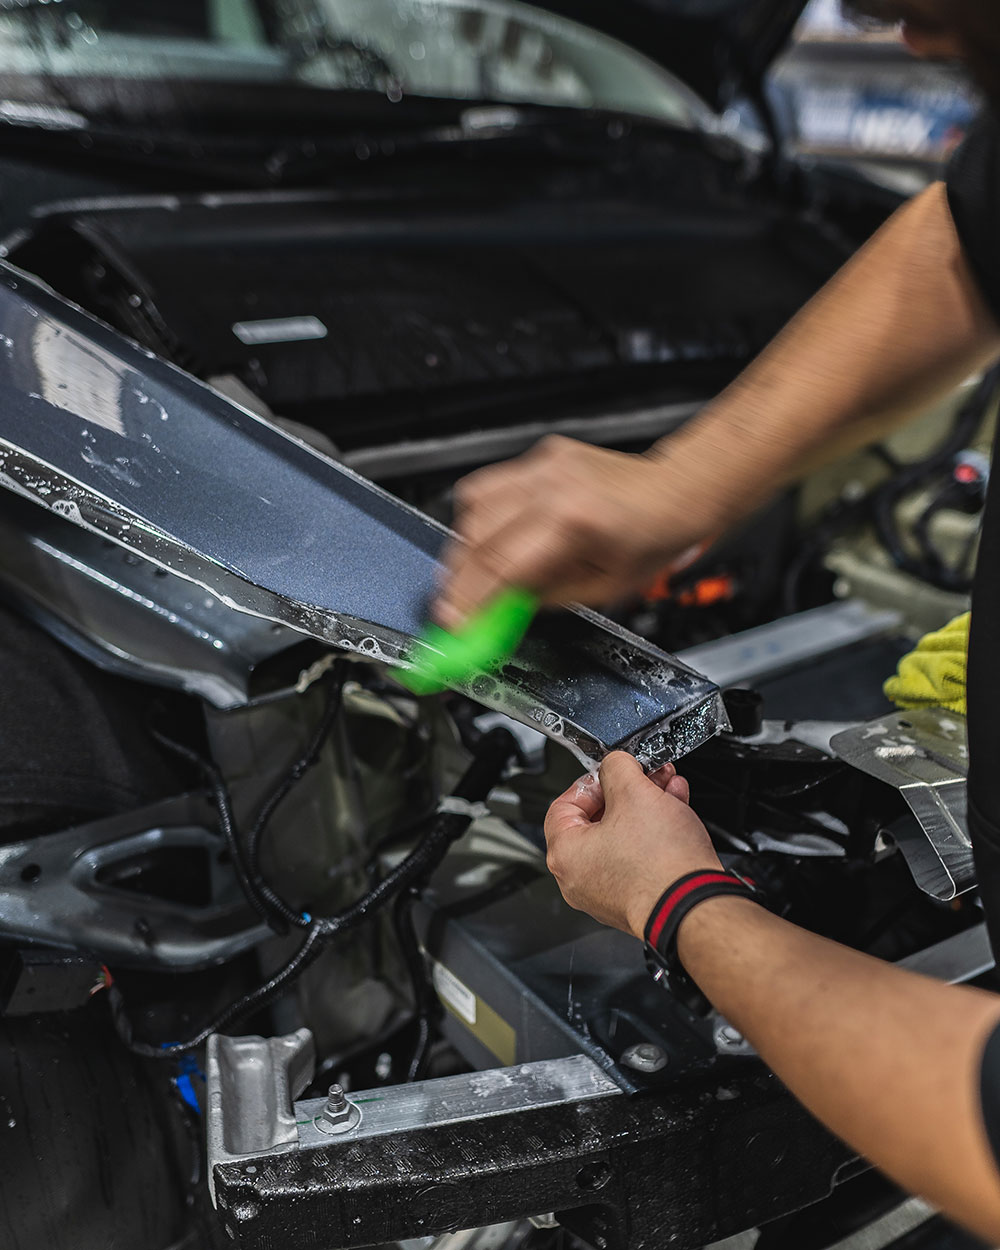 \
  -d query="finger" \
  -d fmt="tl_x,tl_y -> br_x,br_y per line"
556,771 -> 605,820
648,762 -> 677,792
451,462 -> 510,518
434,513 -> 584,628
454,475 -> 536,550
453,437 -> 555,516
665,774 -> 690,805
545,787 -> 601,840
